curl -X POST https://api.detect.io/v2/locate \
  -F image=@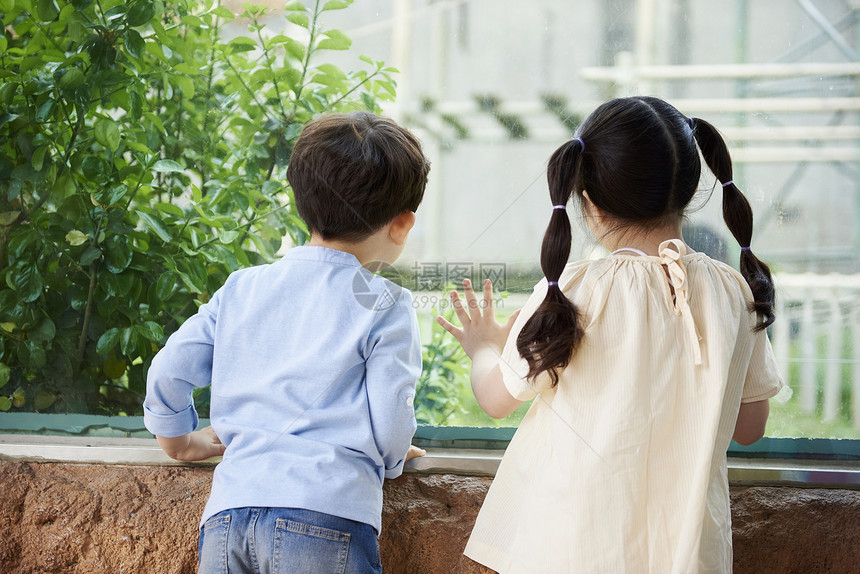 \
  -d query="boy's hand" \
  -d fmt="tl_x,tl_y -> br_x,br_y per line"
406,444 -> 426,461
157,426 -> 226,462
437,279 -> 520,359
